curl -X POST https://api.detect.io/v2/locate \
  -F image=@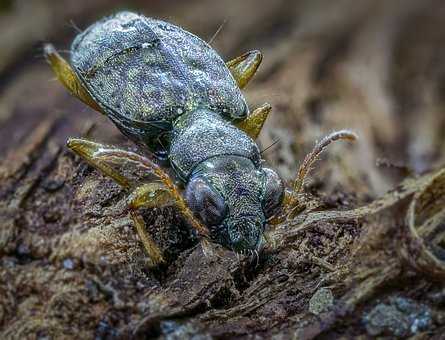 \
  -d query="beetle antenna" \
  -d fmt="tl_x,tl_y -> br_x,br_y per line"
292,130 -> 358,196
208,19 -> 227,45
